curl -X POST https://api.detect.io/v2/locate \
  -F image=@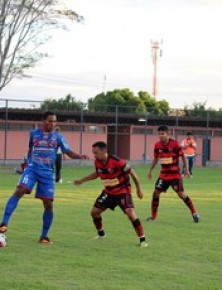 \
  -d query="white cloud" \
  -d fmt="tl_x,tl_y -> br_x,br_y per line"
1,0 -> 222,109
